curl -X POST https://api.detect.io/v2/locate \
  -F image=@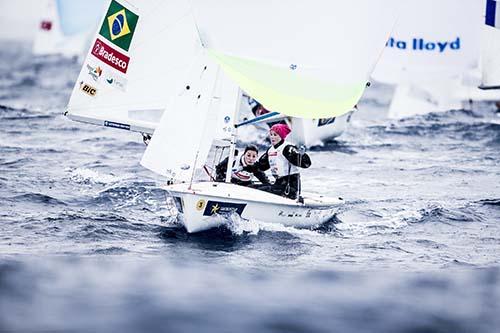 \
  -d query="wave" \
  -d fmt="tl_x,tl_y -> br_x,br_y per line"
477,199 -> 500,207
0,157 -> 33,168
9,193 -> 67,206
0,104 -> 52,120
67,167 -> 124,185
91,247 -> 130,255
91,182 -> 166,207
415,204 -> 484,224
